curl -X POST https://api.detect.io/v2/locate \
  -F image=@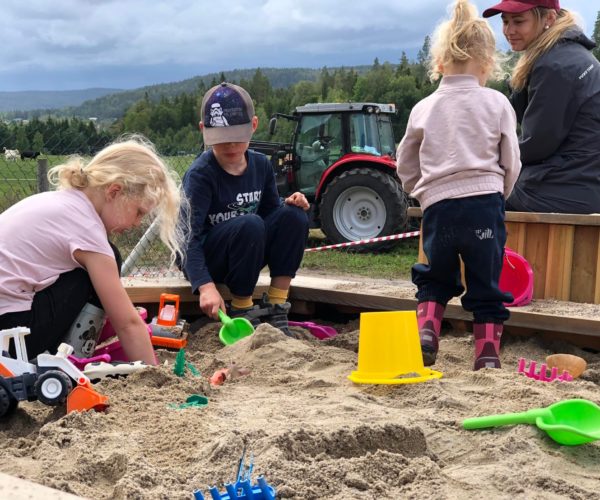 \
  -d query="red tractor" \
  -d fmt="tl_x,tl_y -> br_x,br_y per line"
250,102 -> 409,250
